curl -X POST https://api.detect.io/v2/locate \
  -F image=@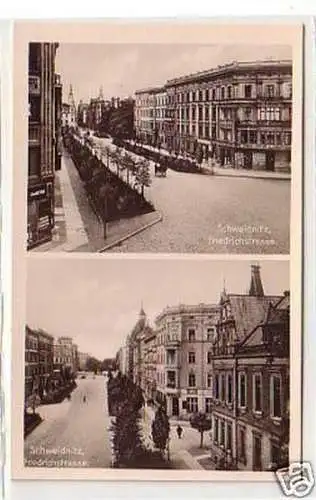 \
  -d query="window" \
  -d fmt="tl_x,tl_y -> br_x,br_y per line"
207,351 -> 212,364
188,329 -> 196,342
284,132 -> 291,145
220,421 -> 225,445
214,418 -> 219,443
249,131 -> 257,144
220,374 -> 226,401
198,105 -> 203,121
266,85 -> 275,98
207,373 -> 212,388
244,85 -> 252,98
188,352 -> 196,364
205,398 -> 212,413
270,375 -> 282,418
205,89 -> 209,101
212,89 -> 216,100
188,373 -> 196,387
271,441 -> 280,465
227,374 -> 233,404
238,427 -> 246,462
192,107 -> 196,121
28,146 -> 41,177
187,397 -> 198,413
253,434 -> 262,470
240,130 -> 248,144
253,373 -> 263,412
227,422 -> 232,450
238,372 -> 247,408
227,86 -> 232,99
221,87 -> 225,100
214,374 -> 219,399
199,90 -> 203,101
